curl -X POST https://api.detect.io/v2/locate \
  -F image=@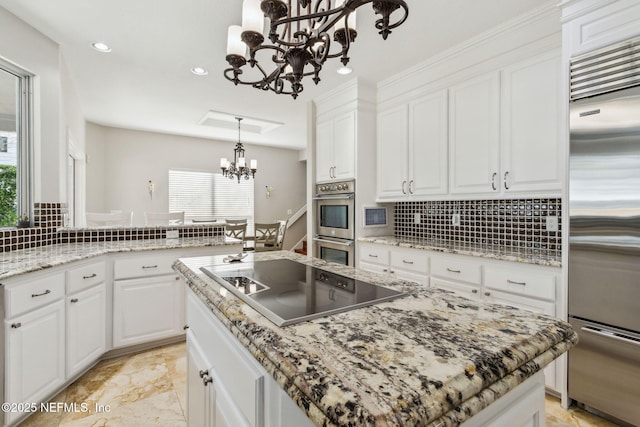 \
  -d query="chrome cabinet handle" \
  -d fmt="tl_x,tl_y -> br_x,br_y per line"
491,172 -> 497,191
446,268 -> 461,273
507,279 -> 526,286
504,171 -> 510,190
70,298 -> 79,303
401,180 -> 407,194
183,324 -> 190,330
368,254 -> 378,258
402,260 -> 414,264
11,322 -> 22,329
202,375 -> 213,386
31,289 -> 51,298
389,270 -> 395,274
142,265 -> 158,269
83,273 -> 97,279
484,292 -> 491,296
199,369 -> 208,378
471,289 -> 478,294
409,180 -> 414,194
